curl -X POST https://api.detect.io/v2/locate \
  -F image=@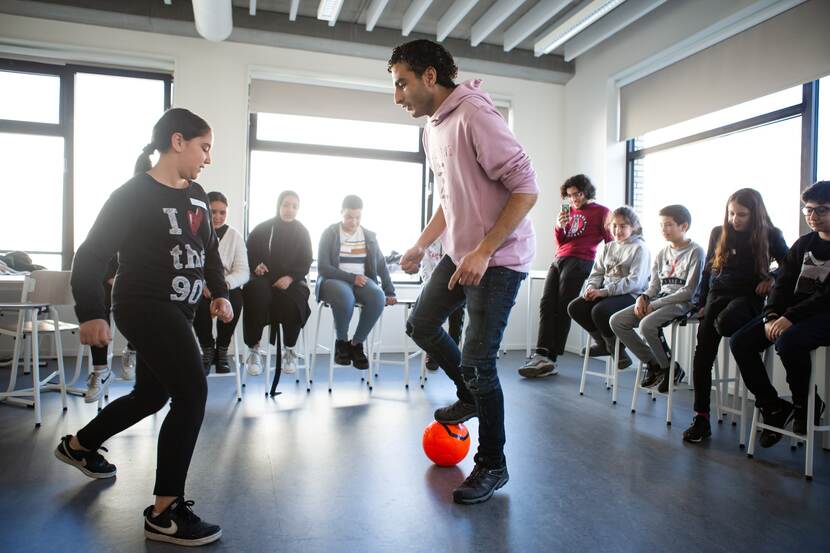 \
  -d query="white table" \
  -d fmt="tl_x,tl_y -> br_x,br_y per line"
524,269 -> 549,358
